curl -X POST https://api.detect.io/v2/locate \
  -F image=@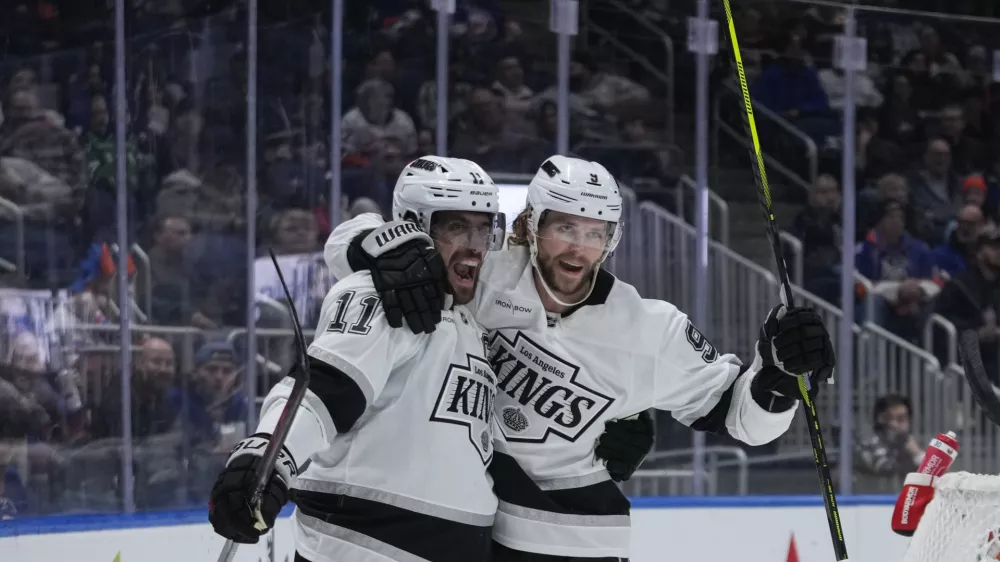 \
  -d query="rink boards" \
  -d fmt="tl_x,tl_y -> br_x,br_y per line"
1,496 -> 911,562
